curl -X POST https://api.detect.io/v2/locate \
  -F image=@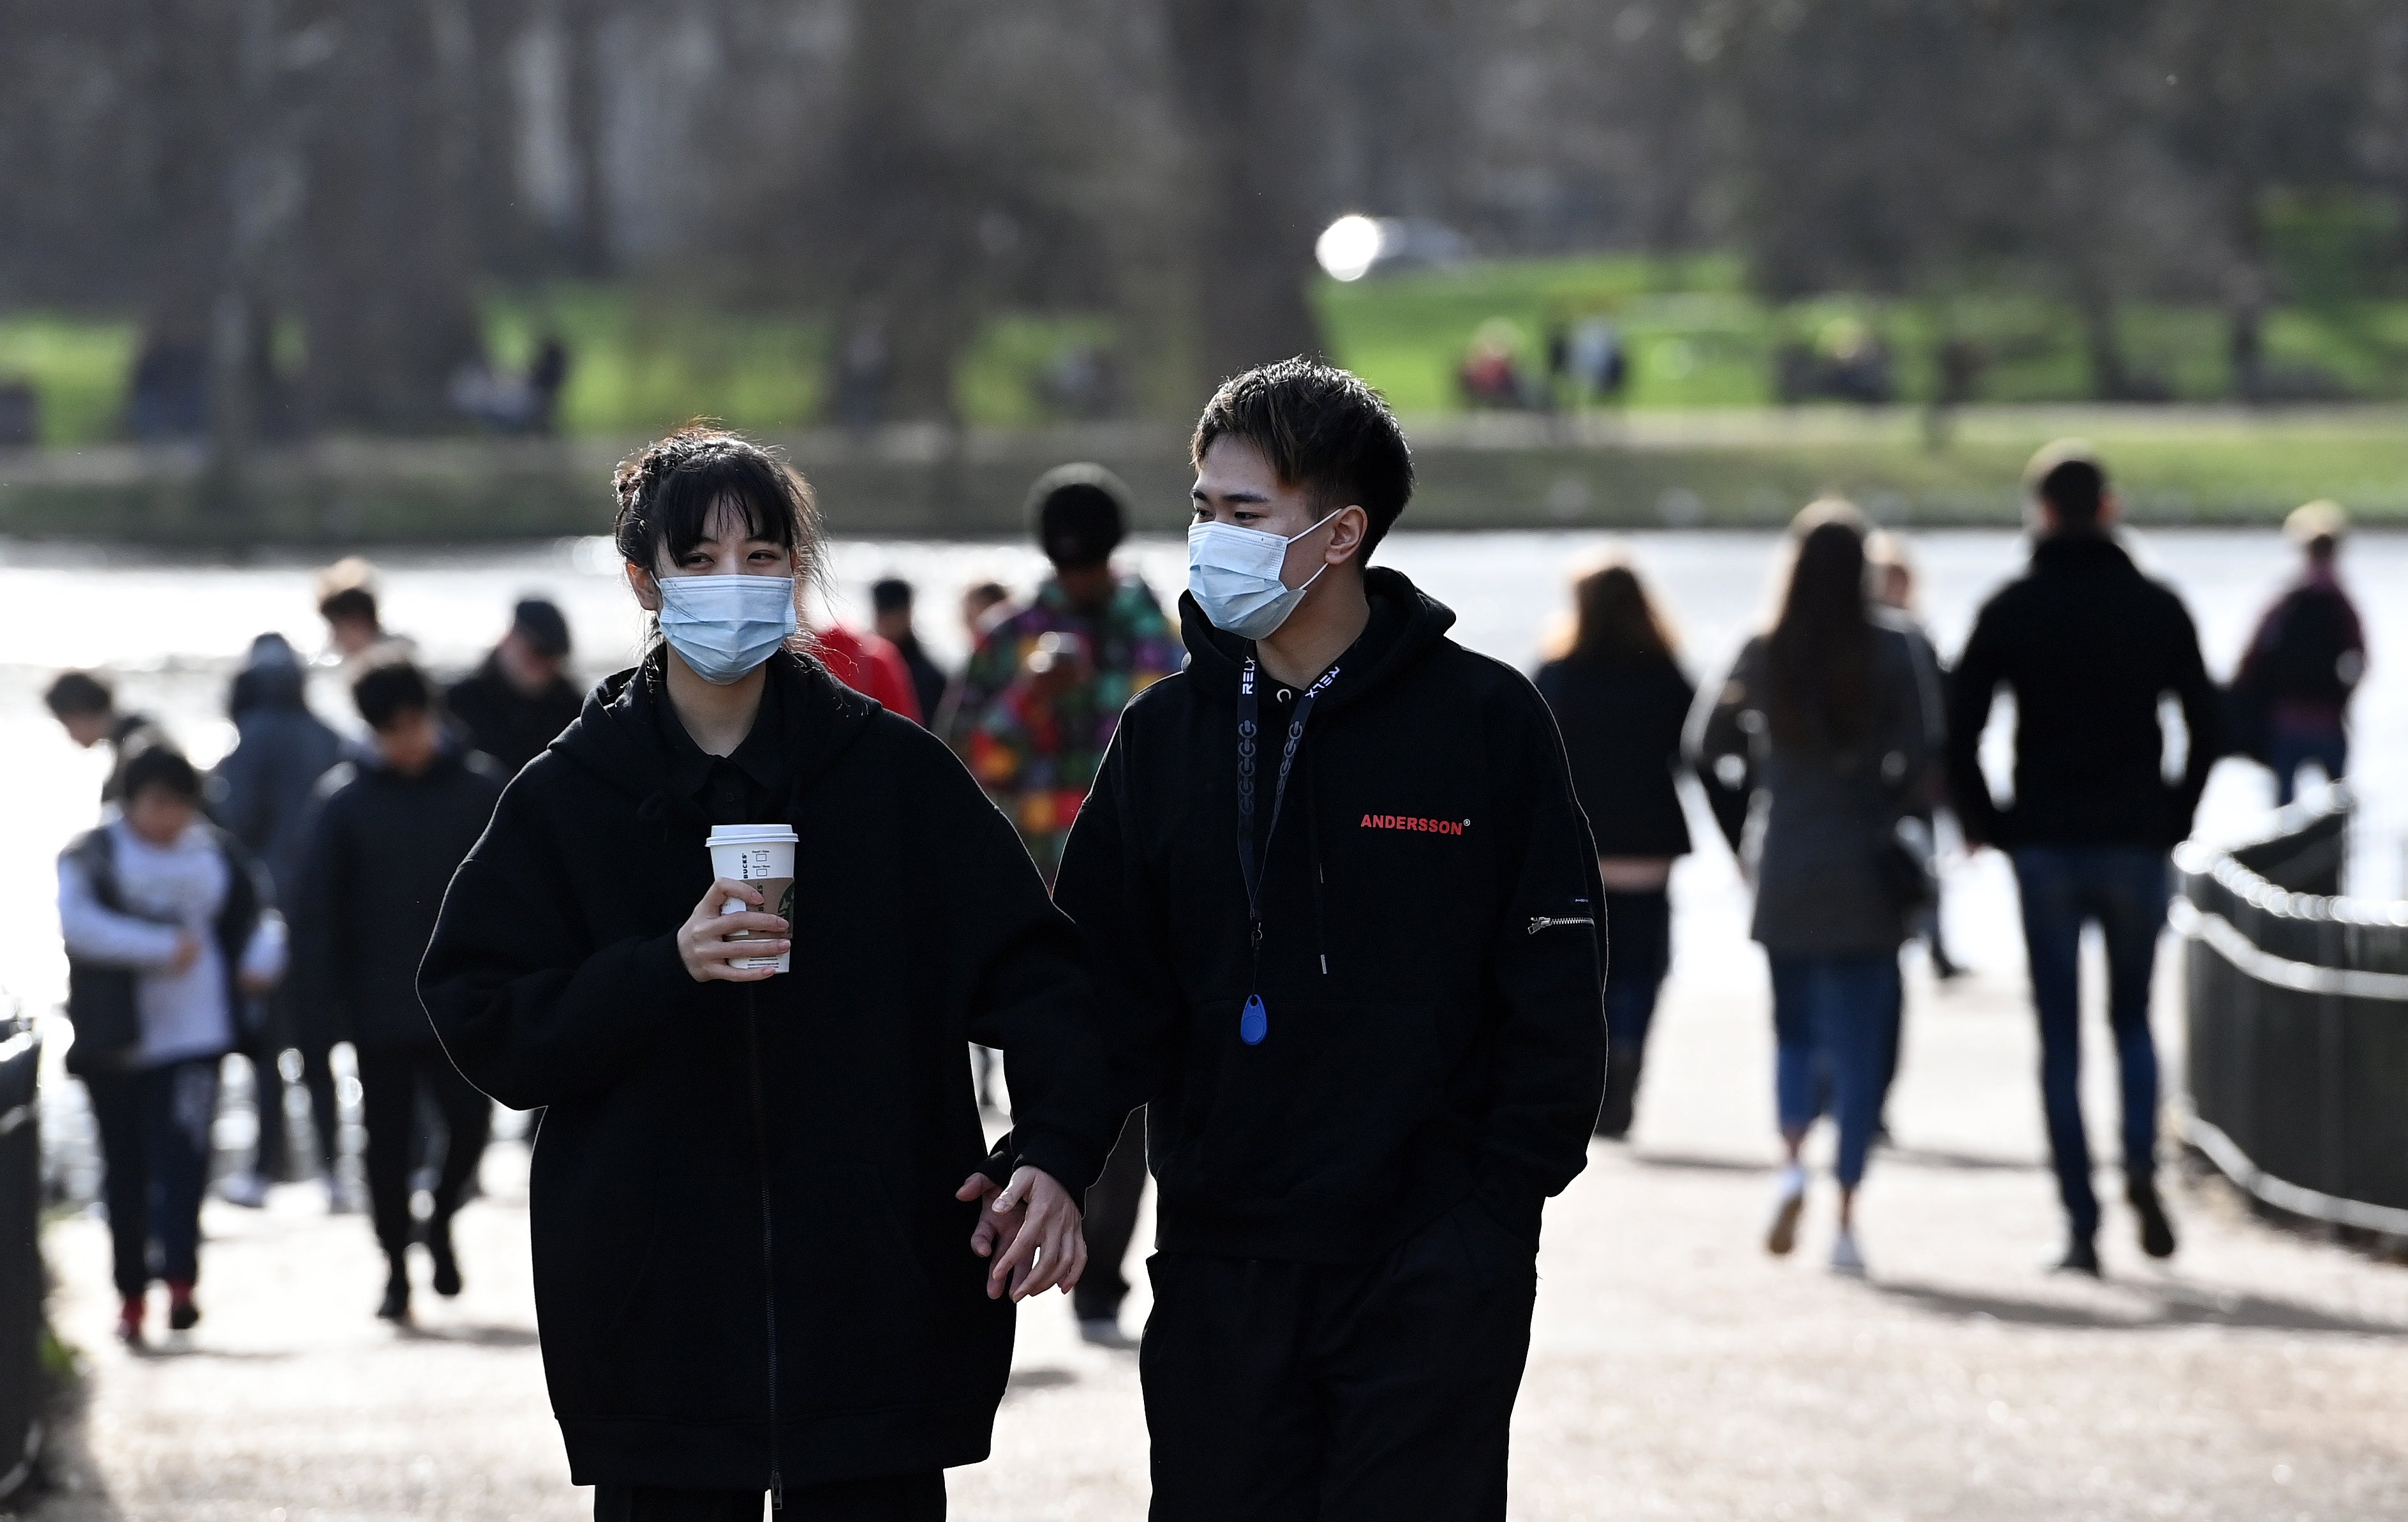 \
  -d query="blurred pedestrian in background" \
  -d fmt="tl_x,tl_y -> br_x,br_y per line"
420,427 -> 1111,1519
1533,553 -> 1696,1140
43,669 -> 165,805
1865,533 -> 1962,983
447,597 -> 583,776
948,463 -> 1177,1348
1947,442 -> 2217,1275
316,558 -> 412,665
2229,499 -> 2365,806
960,579 -> 1011,644
59,744 -> 283,1343
210,633 -> 346,1207
291,660 -> 505,1322
872,576 -> 950,725
1694,500 -> 1940,1277
948,464 -> 1179,882
810,608 -> 923,724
